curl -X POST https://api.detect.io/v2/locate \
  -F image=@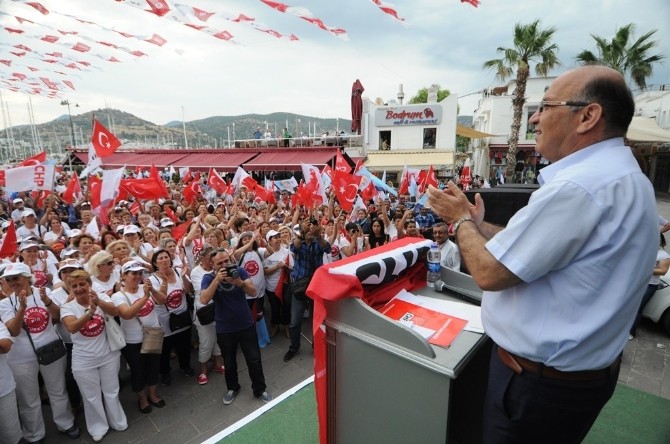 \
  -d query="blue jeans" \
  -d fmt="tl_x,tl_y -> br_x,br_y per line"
630,284 -> 658,336
217,325 -> 266,397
